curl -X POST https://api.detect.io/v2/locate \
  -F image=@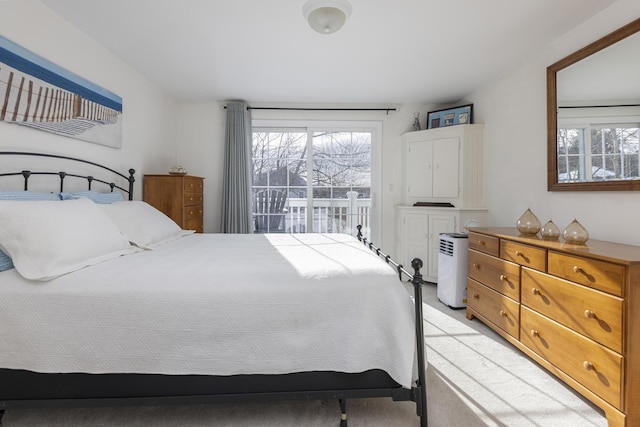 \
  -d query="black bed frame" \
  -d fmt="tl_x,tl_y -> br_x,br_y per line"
0,151 -> 428,427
